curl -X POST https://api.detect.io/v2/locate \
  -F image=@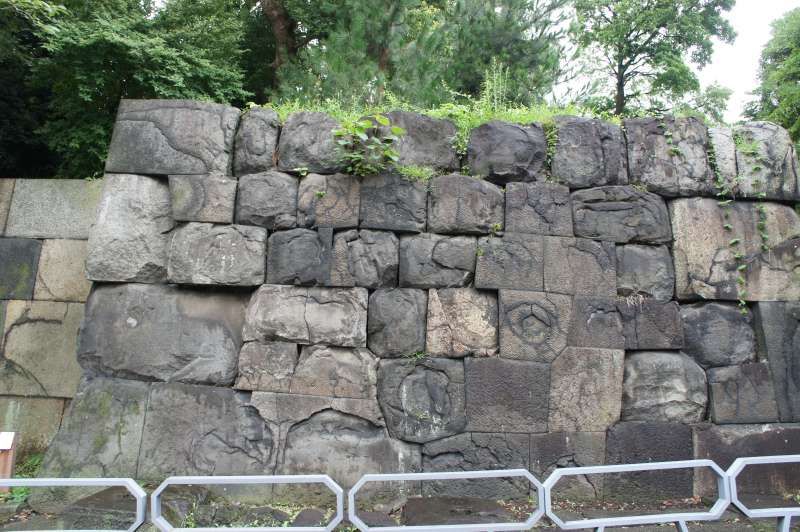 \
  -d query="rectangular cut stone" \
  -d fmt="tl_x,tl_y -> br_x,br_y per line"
707,363 -> 779,423
426,288 -> 498,357
617,299 -> 684,350
530,432 -> 606,500
266,227 -> 332,286
367,288 -> 427,358
399,233 -> 476,288
543,236 -> 616,297
552,116 -> 627,189
385,111 -> 459,170
571,186 -> 672,244
732,122 -> 799,201
0,396 -> 65,455
0,238 -> 41,300
34,239 -> 91,302
5,179 -> 103,239
236,171 -> 298,229
297,173 -> 360,228
428,174 -> 504,234
277,112 -> 341,174
235,341 -> 299,392
475,233 -> 543,290
330,229 -> 399,288
168,174 -> 236,223
360,173 -> 427,233
504,182 -> 573,236
233,107 -> 279,176
615,244 -> 675,301
754,301 -> 800,421
568,297 -> 625,349
0,179 -> 13,235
